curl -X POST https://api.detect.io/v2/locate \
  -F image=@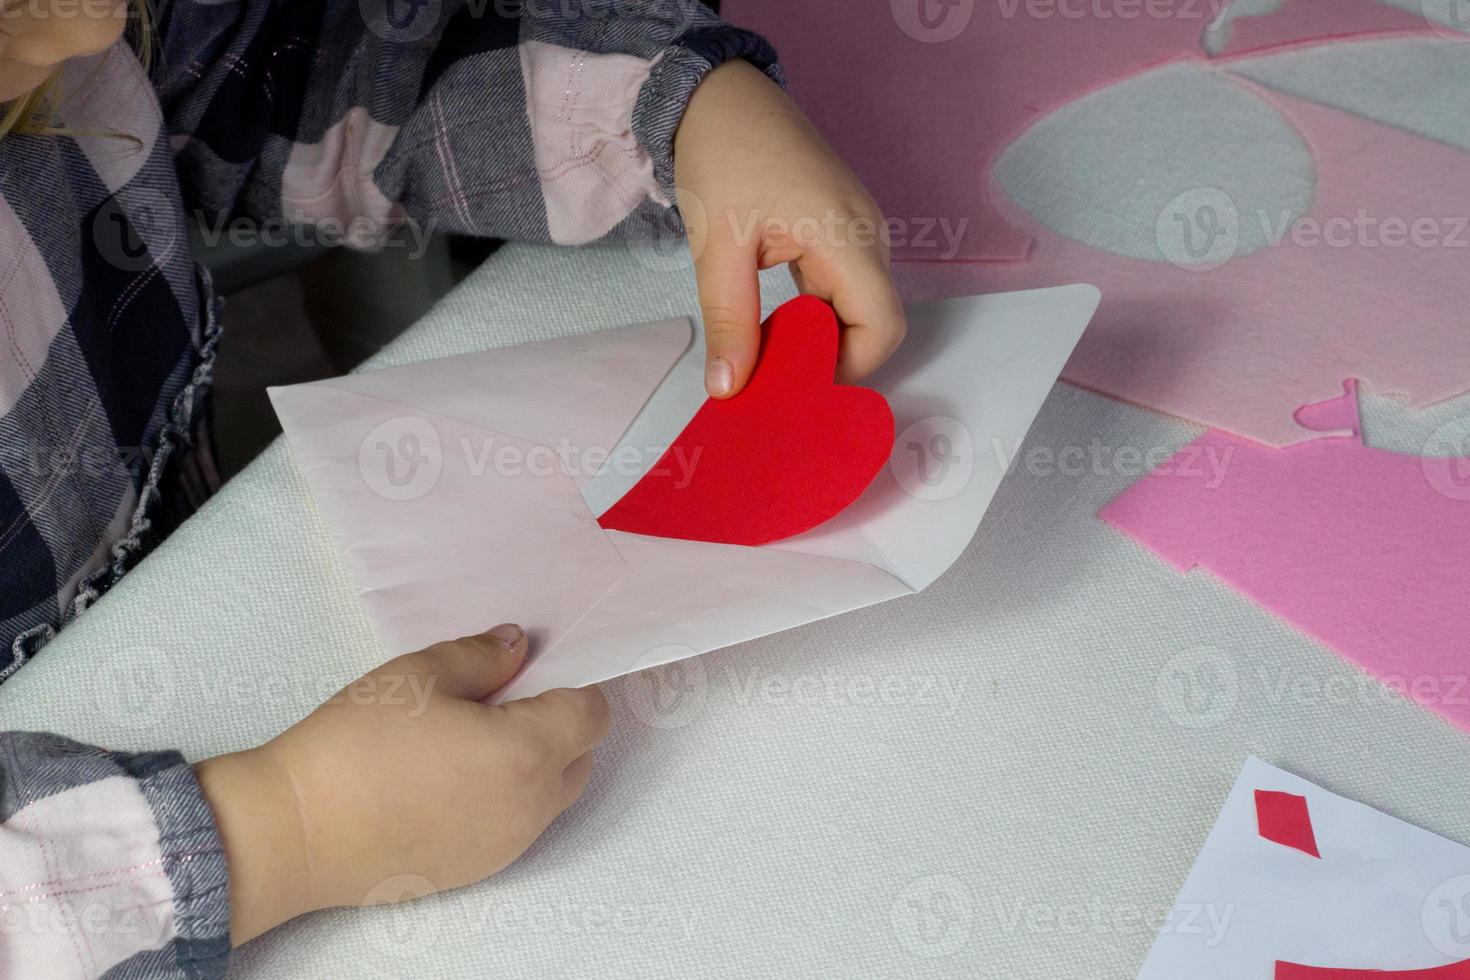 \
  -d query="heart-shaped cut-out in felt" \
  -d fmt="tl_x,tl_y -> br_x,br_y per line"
597,295 -> 895,547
